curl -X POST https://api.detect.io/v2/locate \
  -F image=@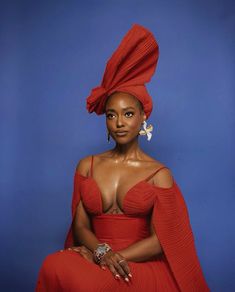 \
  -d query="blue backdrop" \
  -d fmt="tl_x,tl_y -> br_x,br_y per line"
1,0 -> 235,291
